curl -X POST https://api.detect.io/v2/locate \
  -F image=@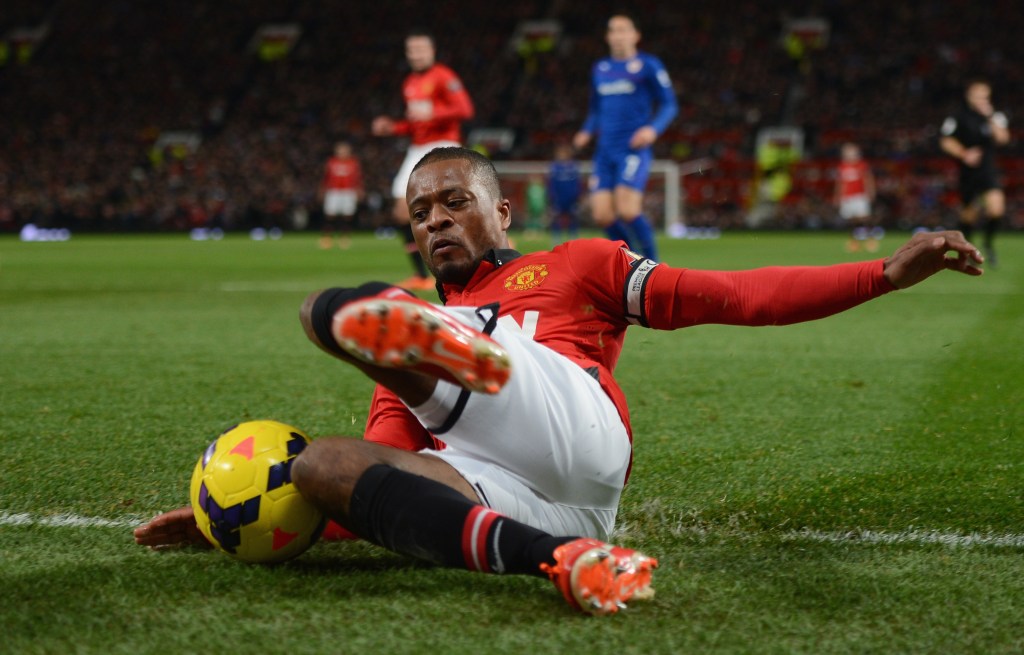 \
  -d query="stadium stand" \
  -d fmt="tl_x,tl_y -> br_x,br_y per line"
2,0 -> 1022,233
